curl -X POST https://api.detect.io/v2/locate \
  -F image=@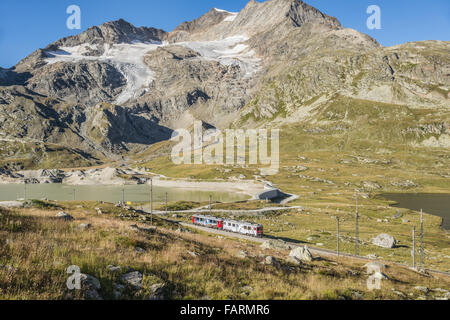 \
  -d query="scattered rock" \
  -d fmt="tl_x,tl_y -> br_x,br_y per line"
77,223 -> 91,230
80,274 -> 102,300
286,256 -> 302,266
107,265 -> 121,273
113,283 -> 125,299
372,233 -> 396,248
187,251 -> 199,257
391,180 -> 418,189
401,218 -> 410,223
392,289 -> 406,297
236,250 -> 248,259
260,239 -> 293,250
413,286 -> 429,294
121,271 -> 143,289
56,211 -> 74,221
352,291 -> 364,300
362,181 -> 382,190
264,256 -> 278,265
135,247 -> 146,253
129,224 -> 139,232
289,246 -> 313,262
148,283 -> 165,300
